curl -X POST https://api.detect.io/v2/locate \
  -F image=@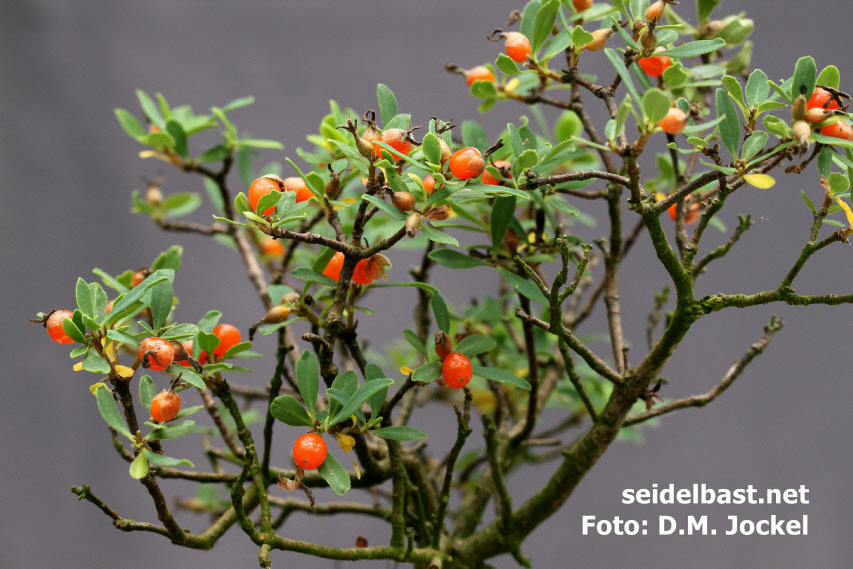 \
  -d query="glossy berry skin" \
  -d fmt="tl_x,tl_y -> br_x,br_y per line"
482,160 -> 512,186
323,252 -> 345,281
212,324 -> 241,359
573,0 -> 592,10
248,177 -> 282,215
46,310 -> 75,344
351,258 -> 374,285
448,147 -> 486,180
808,87 -> 841,111
441,352 -> 473,389
504,32 -> 531,63
293,432 -> 327,470
465,66 -> 495,87
423,175 -> 436,195
150,389 -> 182,422
374,128 -> 411,159
139,337 -> 175,371
638,49 -> 672,77
283,176 -> 314,203
668,202 -> 700,225
177,340 -> 207,367
821,121 -> 853,141
658,107 -> 688,134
